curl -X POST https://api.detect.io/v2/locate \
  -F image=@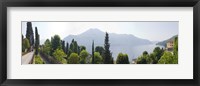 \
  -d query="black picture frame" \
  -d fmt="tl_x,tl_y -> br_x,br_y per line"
0,0 -> 199,86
